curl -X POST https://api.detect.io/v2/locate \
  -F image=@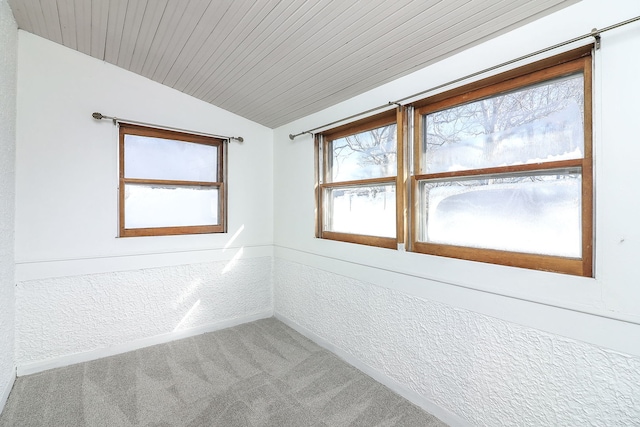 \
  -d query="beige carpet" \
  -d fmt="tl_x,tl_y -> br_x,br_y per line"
0,318 -> 446,426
